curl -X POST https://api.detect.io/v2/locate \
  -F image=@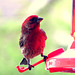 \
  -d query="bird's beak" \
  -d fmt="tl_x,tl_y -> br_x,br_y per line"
37,17 -> 43,22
